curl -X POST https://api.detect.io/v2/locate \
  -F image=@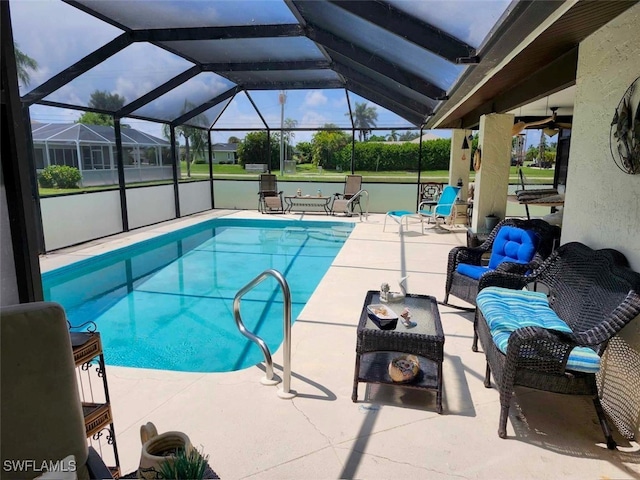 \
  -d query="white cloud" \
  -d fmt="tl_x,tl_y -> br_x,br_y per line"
303,91 -> 328,108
